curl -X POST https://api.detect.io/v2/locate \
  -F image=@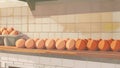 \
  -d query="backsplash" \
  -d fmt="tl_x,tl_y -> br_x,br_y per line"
0,0 -> 120,40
